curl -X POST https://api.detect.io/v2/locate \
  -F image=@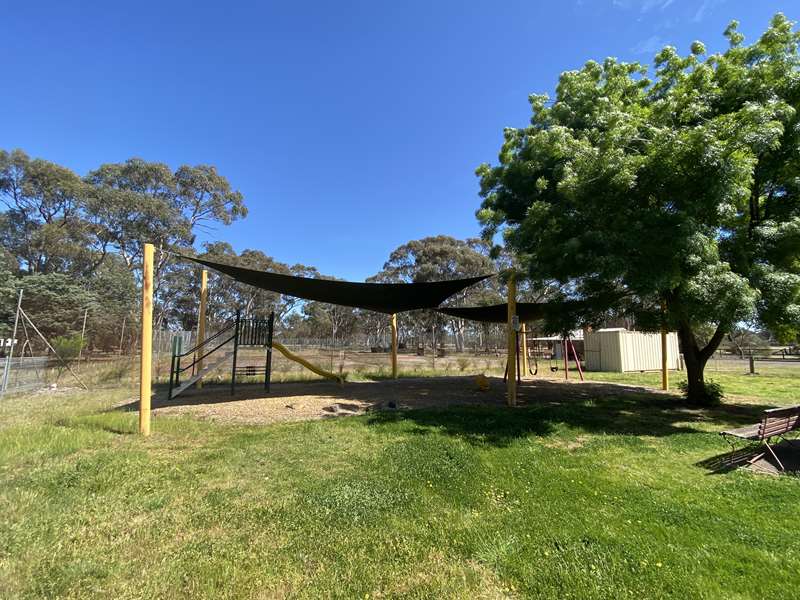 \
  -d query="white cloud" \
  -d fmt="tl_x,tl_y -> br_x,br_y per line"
641,0 -> 675,11
631,34 -> 667,56
692,0 -> 727,23
611,0 -> 675,12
